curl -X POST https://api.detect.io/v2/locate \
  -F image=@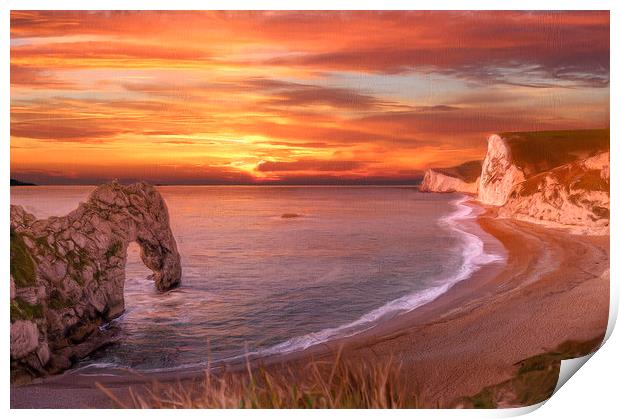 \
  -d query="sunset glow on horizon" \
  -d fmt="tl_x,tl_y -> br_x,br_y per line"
10,11 -> 610,185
